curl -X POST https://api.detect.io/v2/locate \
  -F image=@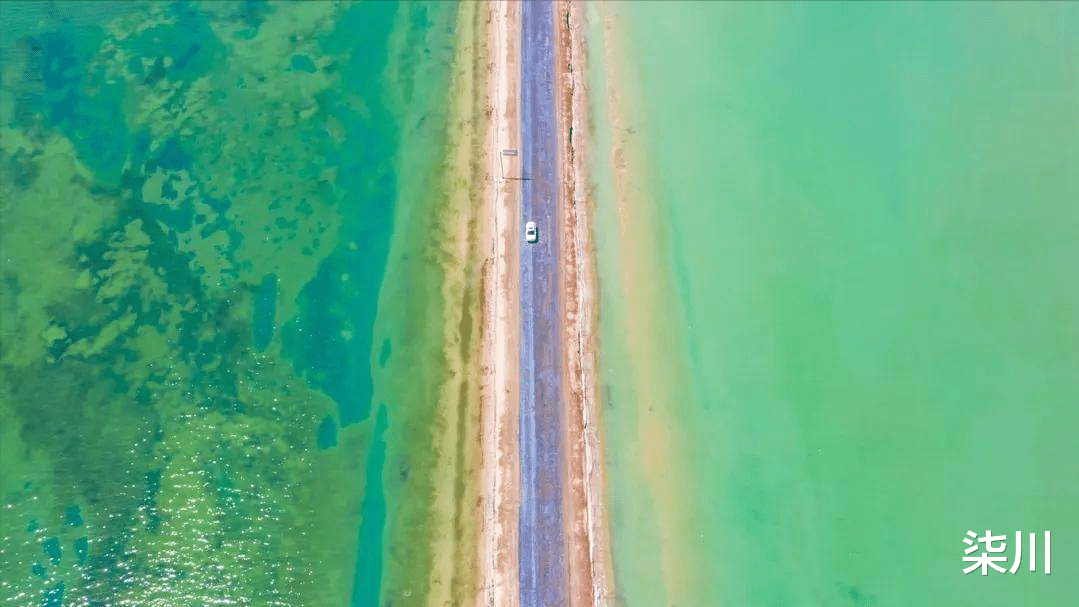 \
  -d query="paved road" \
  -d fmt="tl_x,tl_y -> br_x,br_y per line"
518,2 -> 566,607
